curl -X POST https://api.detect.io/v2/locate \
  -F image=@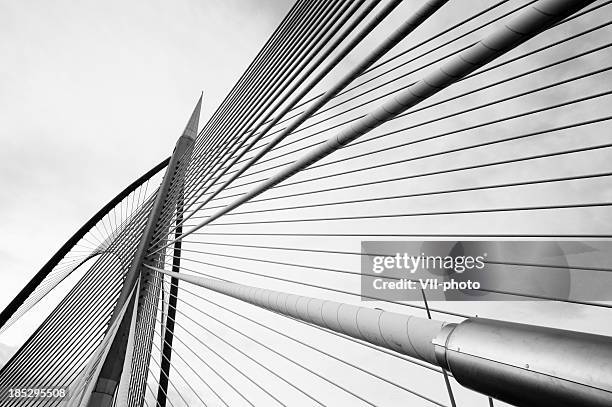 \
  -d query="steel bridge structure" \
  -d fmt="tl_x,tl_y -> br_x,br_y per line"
1,0 -> 611,405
